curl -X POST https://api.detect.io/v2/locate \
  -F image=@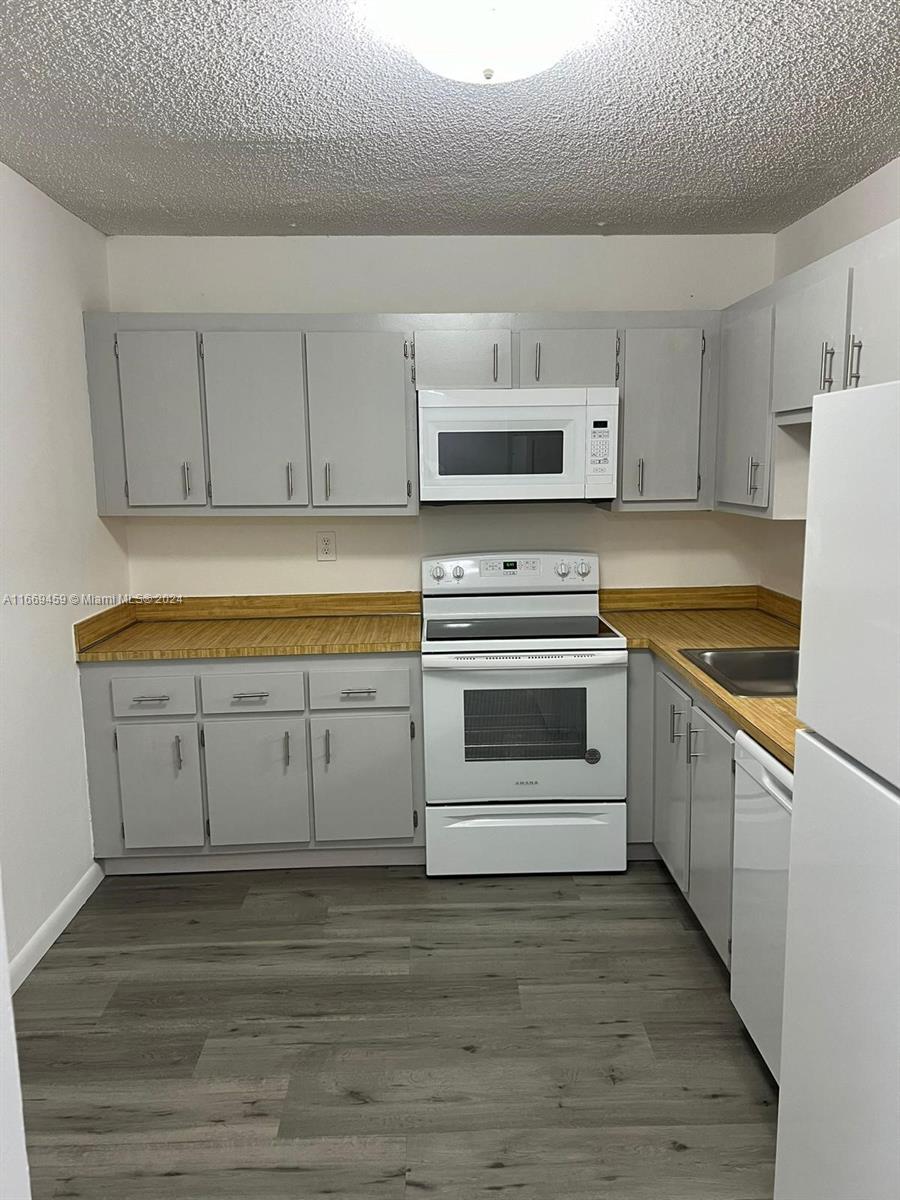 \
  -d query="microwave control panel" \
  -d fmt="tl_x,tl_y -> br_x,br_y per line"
585,403 -> 619,499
